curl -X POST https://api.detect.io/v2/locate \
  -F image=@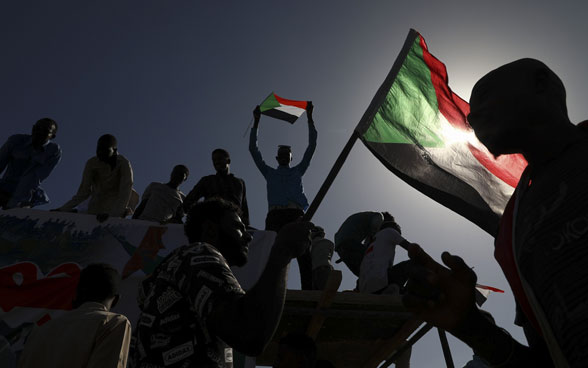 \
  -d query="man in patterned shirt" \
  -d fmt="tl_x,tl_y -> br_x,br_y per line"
130,198 -> 313,367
